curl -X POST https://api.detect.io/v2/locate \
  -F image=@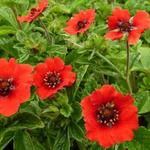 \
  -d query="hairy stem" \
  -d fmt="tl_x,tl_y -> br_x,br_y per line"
38,18 -> 52,44
126,40 -> 132,94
